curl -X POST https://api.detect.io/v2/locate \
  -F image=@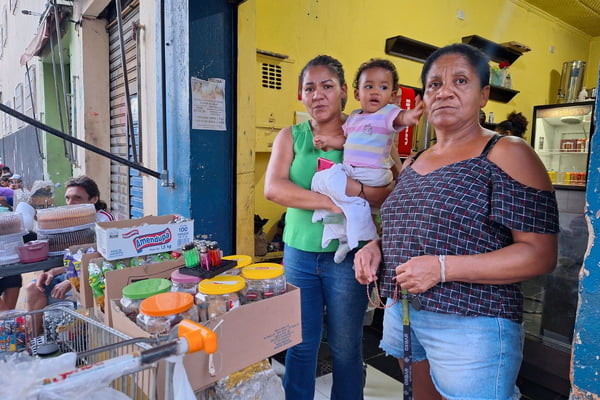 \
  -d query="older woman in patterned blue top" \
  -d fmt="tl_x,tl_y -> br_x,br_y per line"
354,43 -> 559,400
